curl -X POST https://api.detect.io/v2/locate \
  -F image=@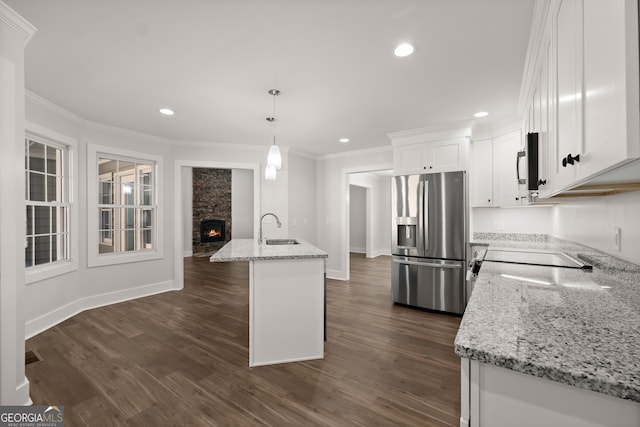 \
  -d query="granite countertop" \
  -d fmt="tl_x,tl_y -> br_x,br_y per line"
210,238 -> 328,262
455,234 -> 640,402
